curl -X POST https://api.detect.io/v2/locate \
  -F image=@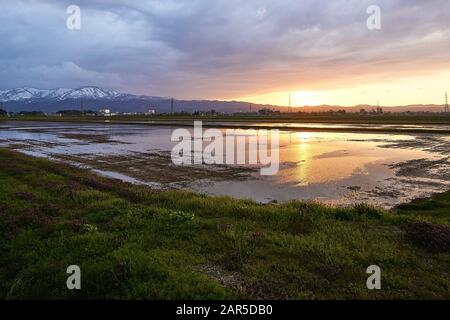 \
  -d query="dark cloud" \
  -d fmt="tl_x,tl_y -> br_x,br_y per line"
1,0 -> 449,98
